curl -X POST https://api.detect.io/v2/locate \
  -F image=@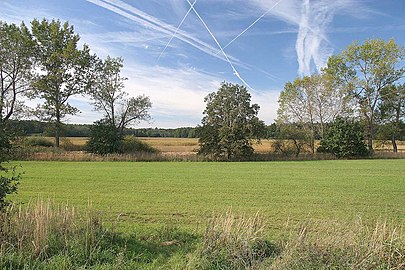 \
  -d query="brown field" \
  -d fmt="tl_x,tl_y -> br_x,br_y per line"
35,136 -> 405,154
